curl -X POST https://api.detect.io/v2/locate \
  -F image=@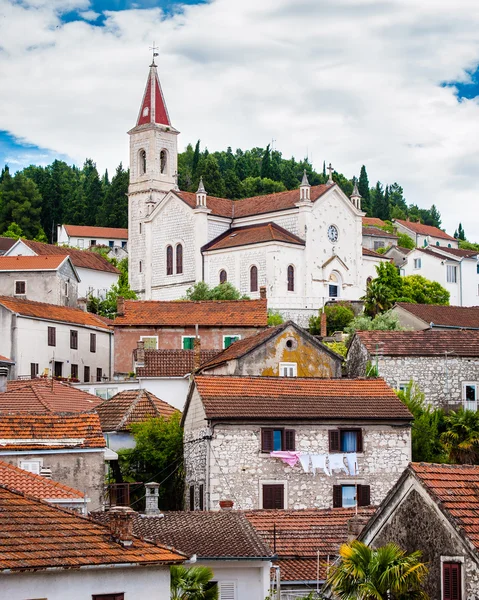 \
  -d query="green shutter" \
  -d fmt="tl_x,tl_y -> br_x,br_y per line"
183,337 -> 194,350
